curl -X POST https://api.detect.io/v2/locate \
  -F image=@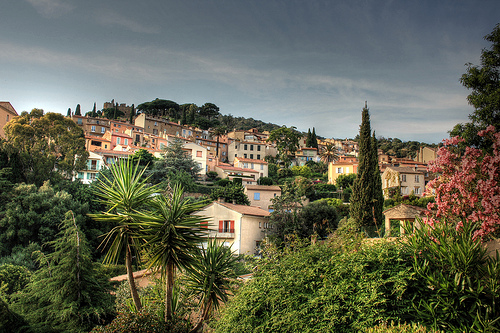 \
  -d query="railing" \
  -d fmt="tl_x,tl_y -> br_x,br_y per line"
218,228 -> 235,233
